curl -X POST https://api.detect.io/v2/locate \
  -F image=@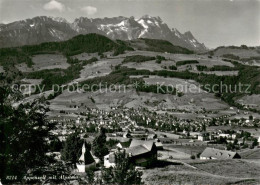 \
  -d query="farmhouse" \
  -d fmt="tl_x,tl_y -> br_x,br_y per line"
104,139 -> 157,168
104,152 -> 116,168
200,147 -> 241,160
126,139 -> 157,167
198,132 -> 209,141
